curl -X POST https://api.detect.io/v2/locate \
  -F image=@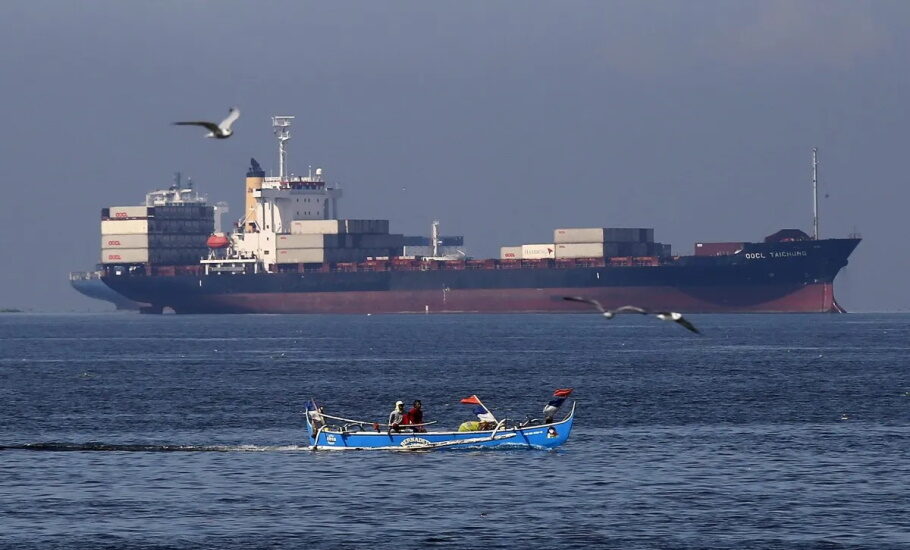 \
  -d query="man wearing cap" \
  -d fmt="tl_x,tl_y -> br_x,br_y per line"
388,400 -> 405,433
